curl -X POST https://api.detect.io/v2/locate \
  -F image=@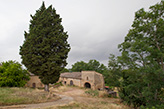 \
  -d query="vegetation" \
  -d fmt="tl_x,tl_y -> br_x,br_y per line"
85,89 -> 99,97
107,1 -> 164,108
105,54 -> 122,87
71,59 -> 108,76
0,60 -> 29,87
1,0 -> 162,108
85,89 -> 109,98
55,102 -> 128,109
0,87 -> 60,106
71,60 -> 108,74
71,59 -> 110,85
53,82 -> 63,88
19,2 -> 70,91
60,68 -> 69,74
